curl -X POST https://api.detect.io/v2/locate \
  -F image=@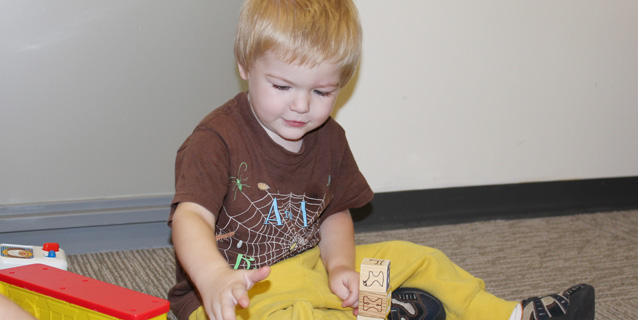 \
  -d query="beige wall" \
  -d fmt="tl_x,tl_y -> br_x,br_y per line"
1,1 -> 243,204
340,0 -> 638,192
2,1 -> 637,205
